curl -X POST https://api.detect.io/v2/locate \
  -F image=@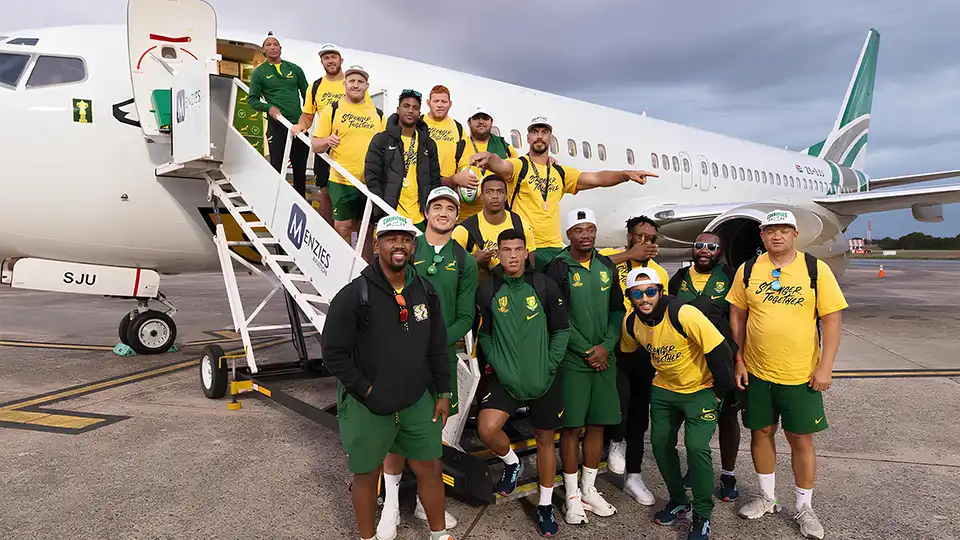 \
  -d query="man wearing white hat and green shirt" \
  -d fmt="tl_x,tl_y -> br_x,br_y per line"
470,116 -> 659,270
451,105 -> 519,223
378,186 -> 478,539
727,209 -> 847,540
322,213 -> 455,540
